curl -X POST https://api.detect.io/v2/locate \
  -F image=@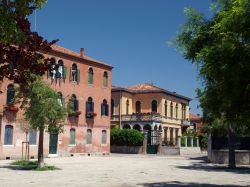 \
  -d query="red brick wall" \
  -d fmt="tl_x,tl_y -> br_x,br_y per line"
0,46 -> 112,158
